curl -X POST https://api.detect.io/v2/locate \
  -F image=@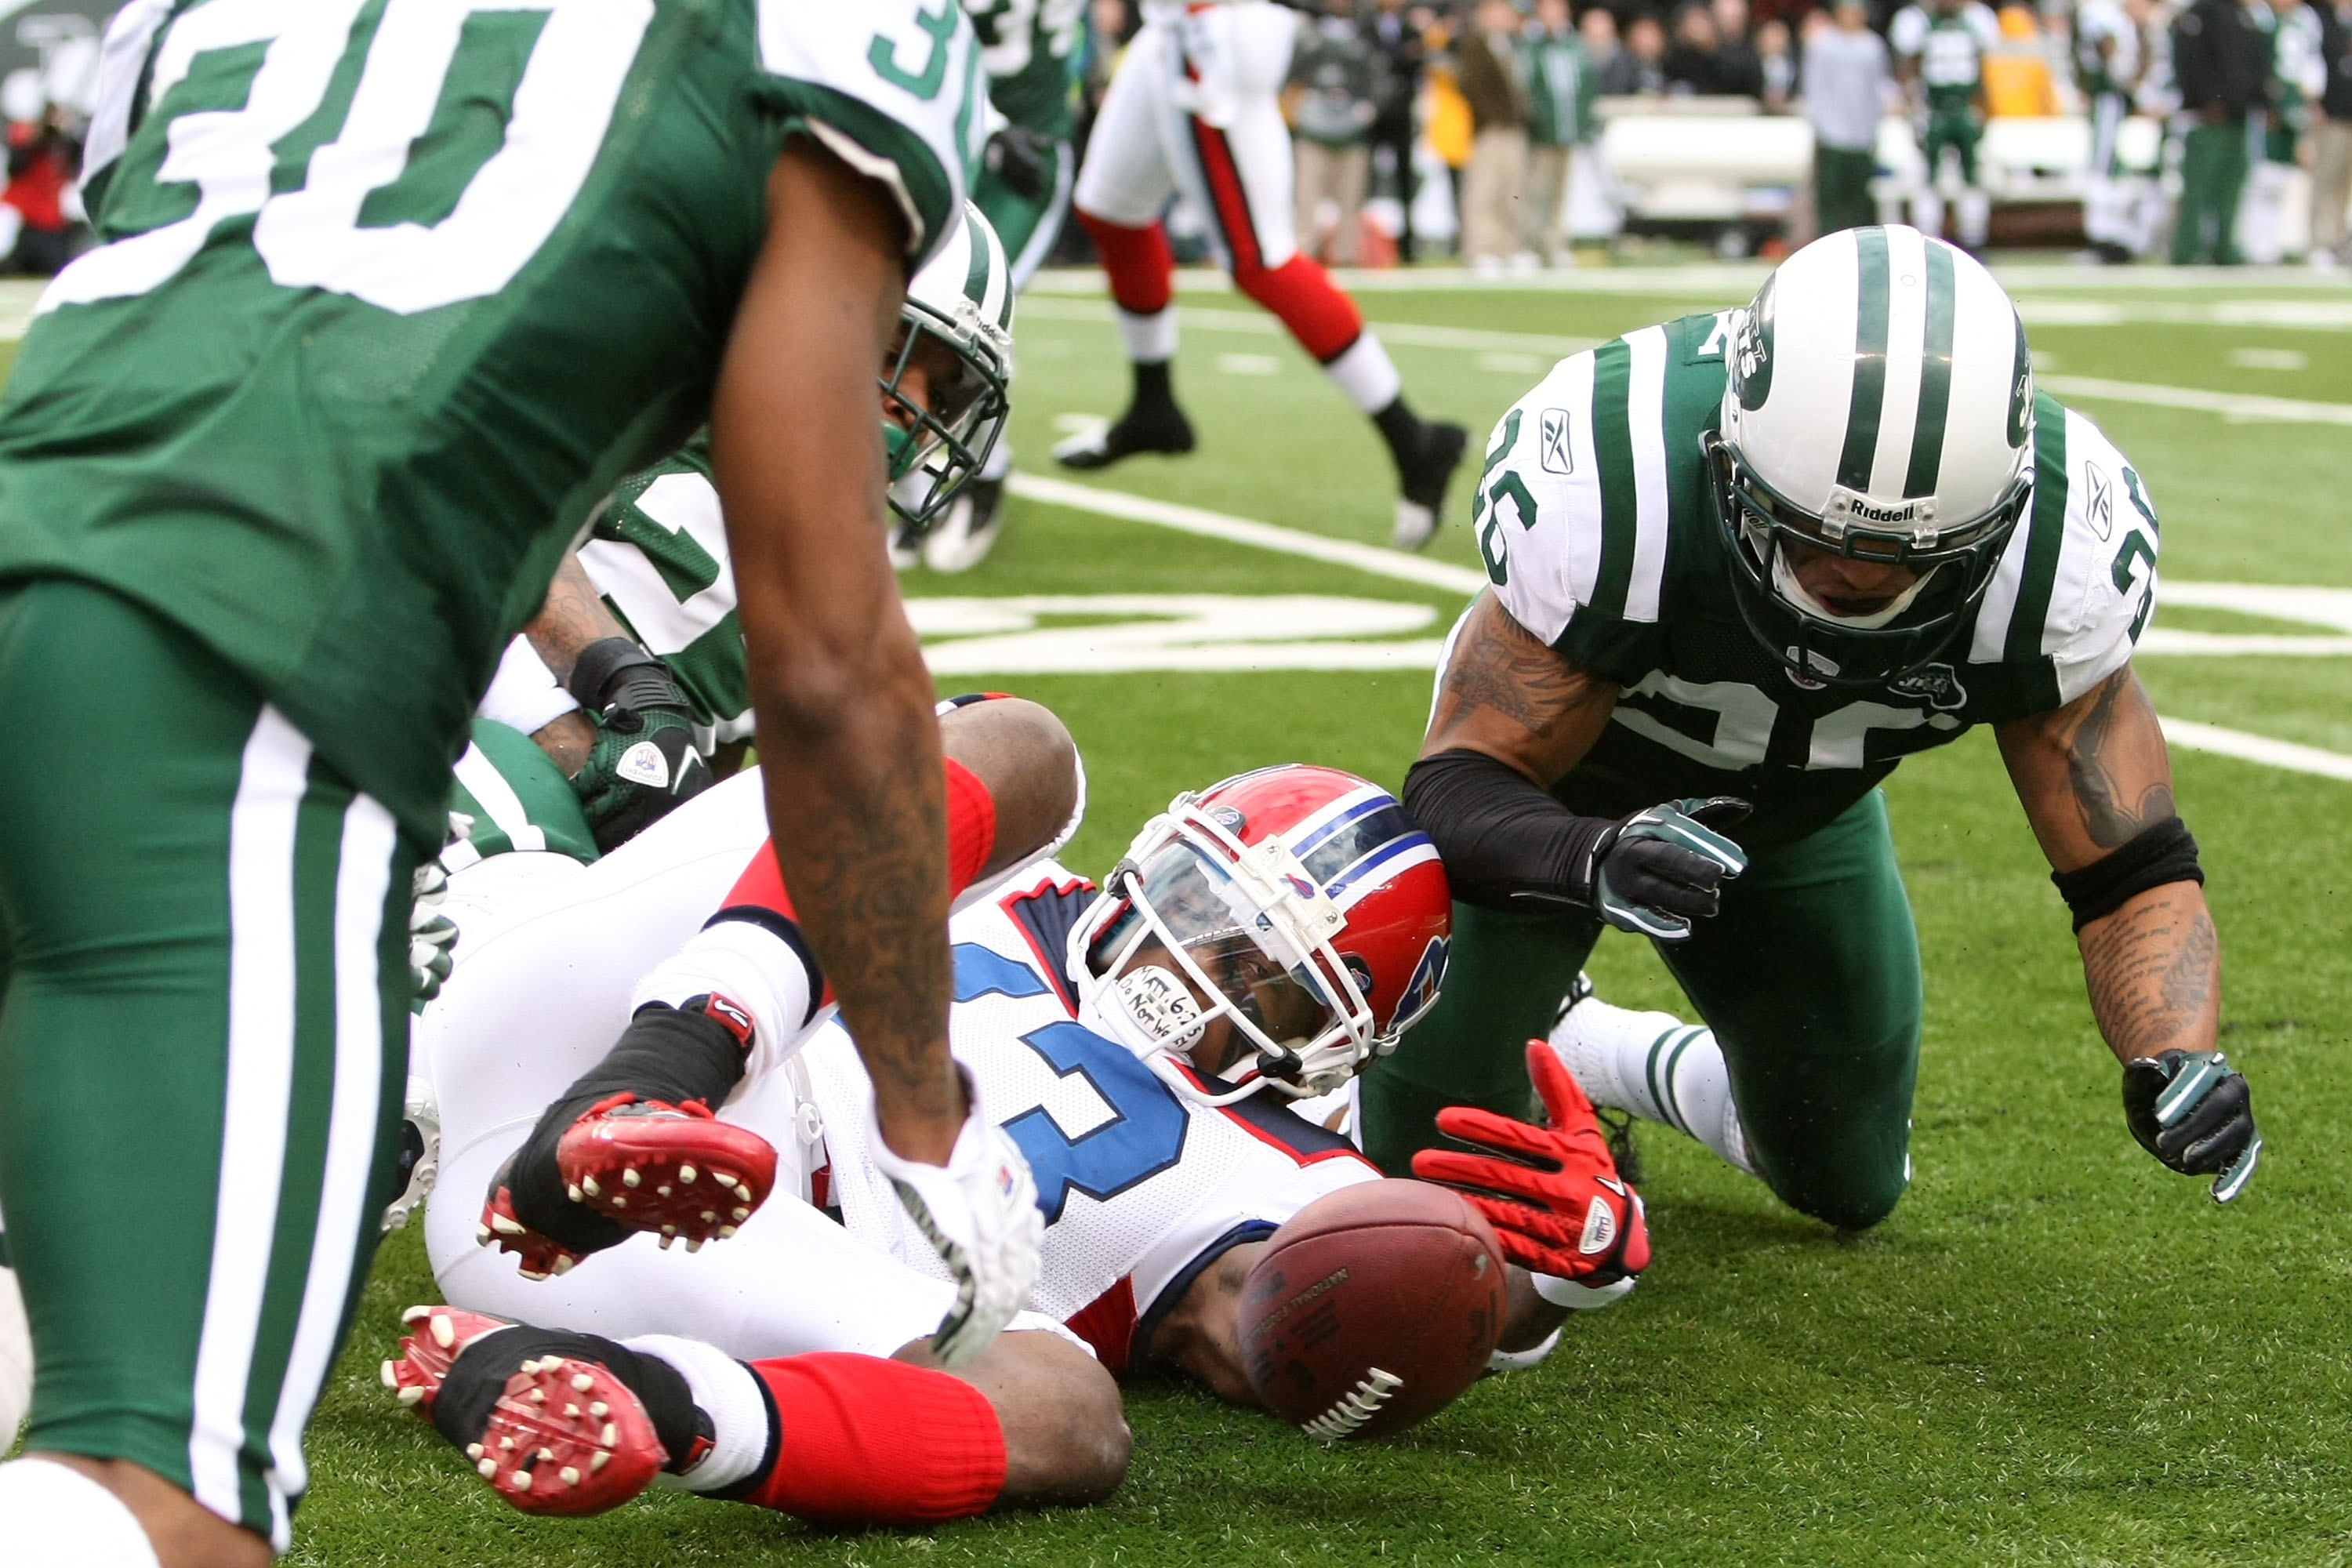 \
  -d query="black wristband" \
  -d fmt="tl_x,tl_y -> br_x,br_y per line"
2051,815 -> 2204,932
568,637 -> 689,731
1402,749 -> 1617,911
